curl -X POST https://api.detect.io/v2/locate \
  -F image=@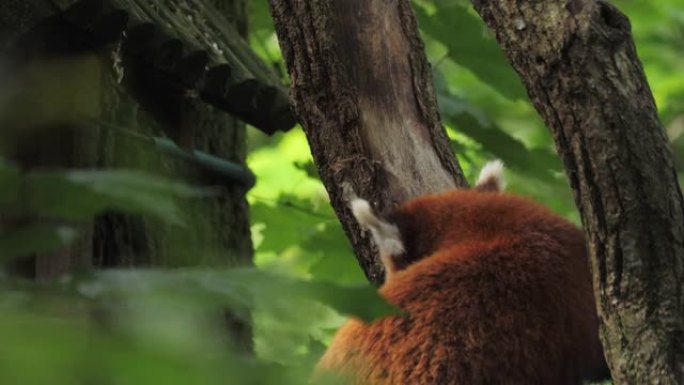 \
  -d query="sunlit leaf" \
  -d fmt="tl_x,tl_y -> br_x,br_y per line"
414,3 -> 526,100
433,71 -> 562,181
248,0 -> 275,32
251,197 -> 333,253
303,224 -> 366,285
